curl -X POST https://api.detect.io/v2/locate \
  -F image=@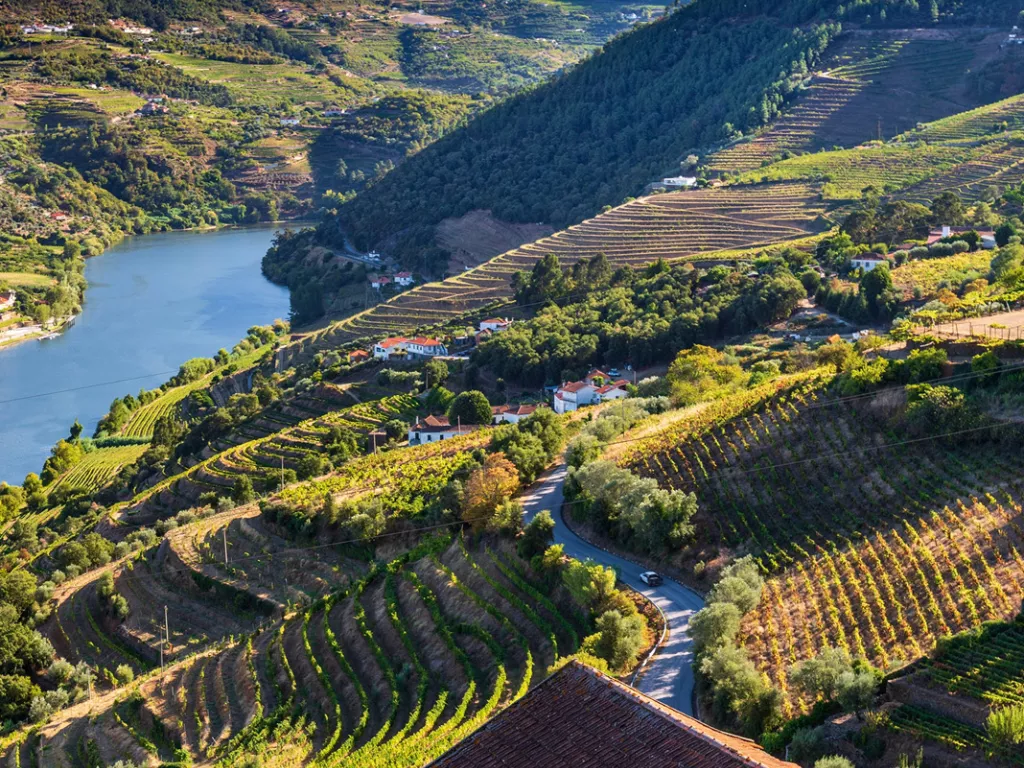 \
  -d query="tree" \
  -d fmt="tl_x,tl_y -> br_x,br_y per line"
232,475 -> 256,504
562,559 -> 617,615
991,241 -> 1024,285
689,602 -> 741,652
789,646 -> 853,701
930,191 -> 965,225
423,359 -> 449,387
448,390 -> 492,425
519,510 -> 555,559
594,609 -> 645,670
69,420 -> 83,441
859,264 -> 897,319
0,571 -> 37,617
0,675 -> 40,721
515,253 -> 568,305
462,455 -> 520,531
836,669 -> 877,713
